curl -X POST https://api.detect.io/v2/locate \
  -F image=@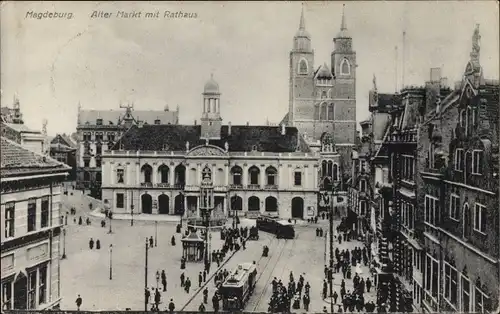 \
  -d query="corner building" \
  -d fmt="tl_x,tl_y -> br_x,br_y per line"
282,5 -> 357,179
101,76 -> 319,220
